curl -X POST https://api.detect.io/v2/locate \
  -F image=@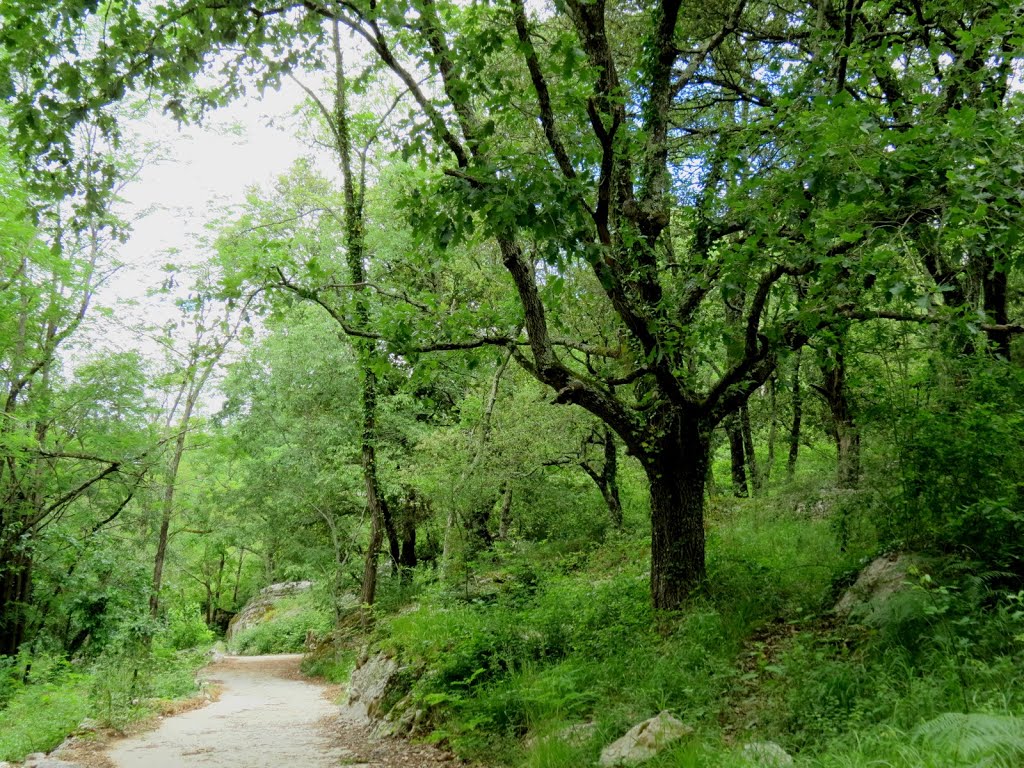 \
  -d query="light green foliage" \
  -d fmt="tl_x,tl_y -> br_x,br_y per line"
300,647 -> 357,684
360,493 -> 1024,766
913,713 -> 1024,767
375,527 -> 776,761
0,1 -> 1022,765
163,602 -> 215,651
89,646 -> 205,729
0,675 -> 89,761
